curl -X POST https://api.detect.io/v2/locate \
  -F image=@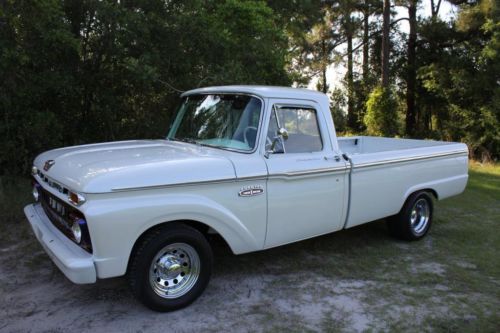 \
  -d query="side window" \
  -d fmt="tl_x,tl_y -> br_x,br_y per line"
267,105 -> 323,153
